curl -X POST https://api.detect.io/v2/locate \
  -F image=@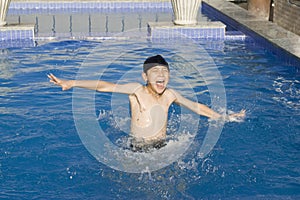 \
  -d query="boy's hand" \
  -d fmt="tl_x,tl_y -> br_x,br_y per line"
227,109 -> 246,122
230,109 -> 246,118
48,73 -> 74,91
